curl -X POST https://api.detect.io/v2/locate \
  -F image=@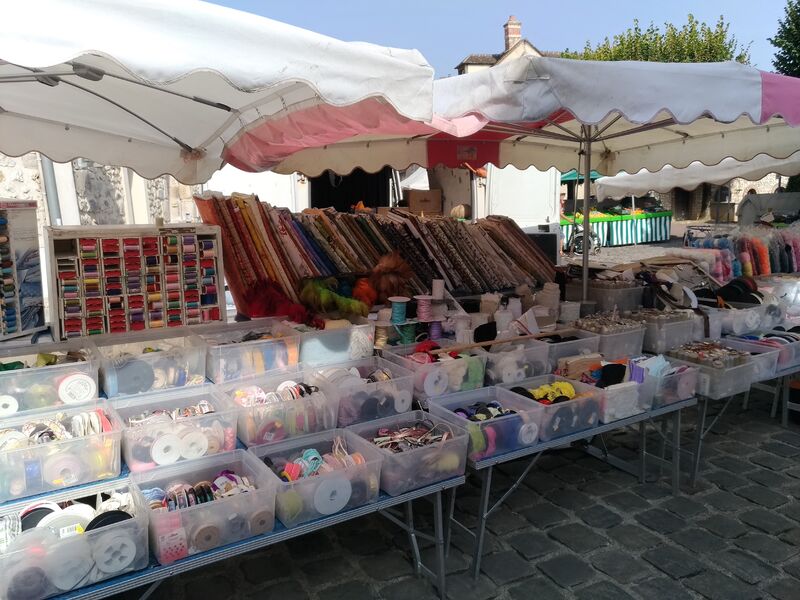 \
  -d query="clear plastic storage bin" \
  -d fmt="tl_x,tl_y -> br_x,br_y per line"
566,282 -> 644,313
642,318 -> 696,354
309,357 -> 414,427
280,317 -> 375,367
480,339 -> 550,385
720,339 -> 779,382
0,480 -> 149,599
382,344 -> 488,403
501,375 -> 601,442
198,319 -> 301,383
536,329 -> 600,367
113,386 -> 238,472
0,340 -> 99,416
717,303 -> 785,336
0,403 -> 122,503
641,364 -> 699,409
132,450 -> 277,565
218,368 -> 340,447
592,328 -> 645,360
348,411 -> 468,496
669,359 -> 755,400
693,310 -> 723,341
428,387 -> 542,462
597,381 -> 651,423
251,429 -> 383,528
95,329 -> 207,398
